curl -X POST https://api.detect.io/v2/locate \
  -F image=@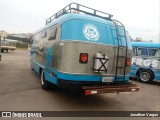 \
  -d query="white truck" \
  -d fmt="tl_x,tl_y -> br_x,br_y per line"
1,39 -> 17,52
